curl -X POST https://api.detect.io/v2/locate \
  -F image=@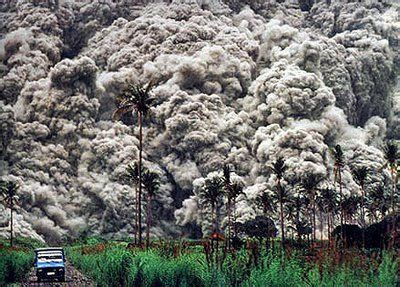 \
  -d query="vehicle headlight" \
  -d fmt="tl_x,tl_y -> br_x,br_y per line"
37,268 -> 43,272
58,268 -> 63,272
